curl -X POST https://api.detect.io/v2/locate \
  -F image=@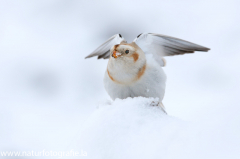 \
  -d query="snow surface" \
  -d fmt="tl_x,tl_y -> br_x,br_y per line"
70,97 -> 240,159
